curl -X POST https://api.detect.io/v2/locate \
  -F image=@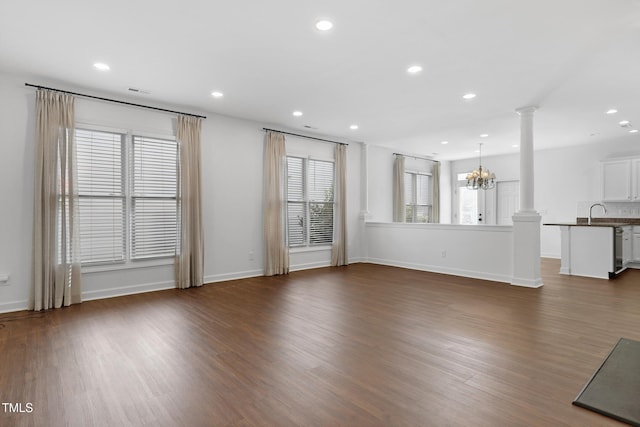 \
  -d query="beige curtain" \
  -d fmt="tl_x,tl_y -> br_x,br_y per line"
32,90 -> 81,311
431,161 -> 440,223
331,144 -> 348,266
393,155 -> 406,222
175,115 -> 204,289
263,131 -> 289,276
